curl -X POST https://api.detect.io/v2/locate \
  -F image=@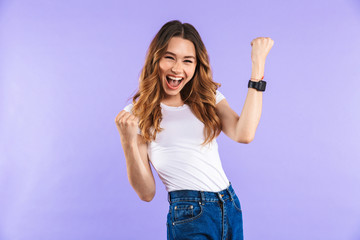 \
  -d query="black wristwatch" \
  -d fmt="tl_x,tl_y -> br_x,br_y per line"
248,80 -> 266,92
